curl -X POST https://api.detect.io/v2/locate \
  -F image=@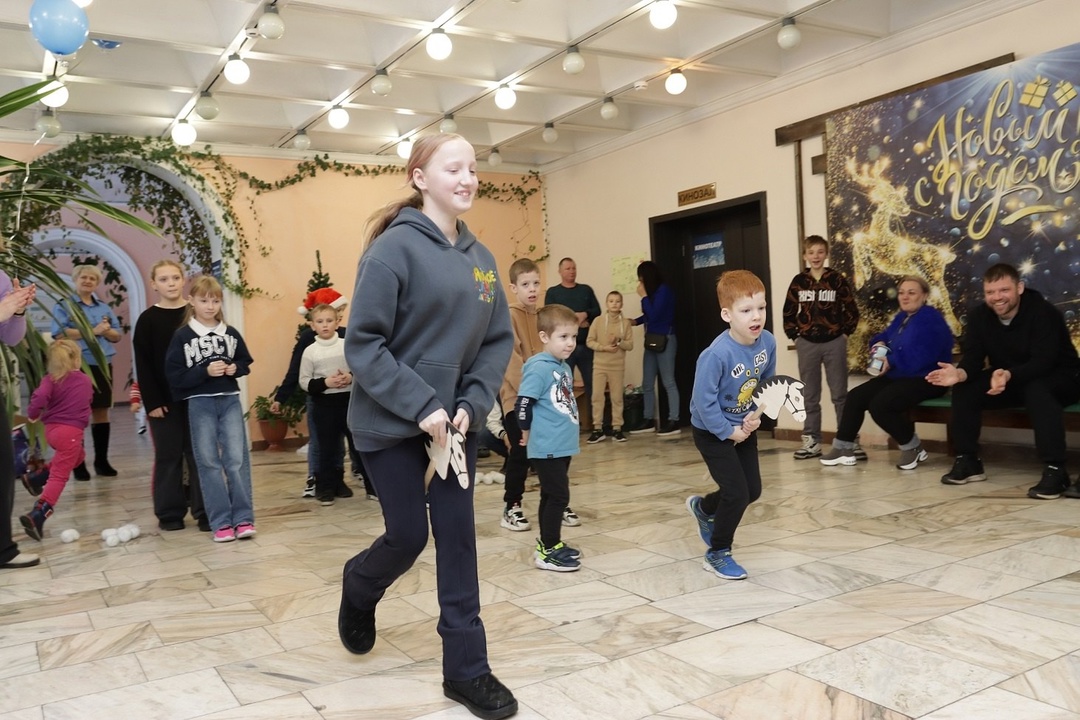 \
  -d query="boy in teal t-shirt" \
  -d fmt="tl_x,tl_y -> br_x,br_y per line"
516,304 -> 583,572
